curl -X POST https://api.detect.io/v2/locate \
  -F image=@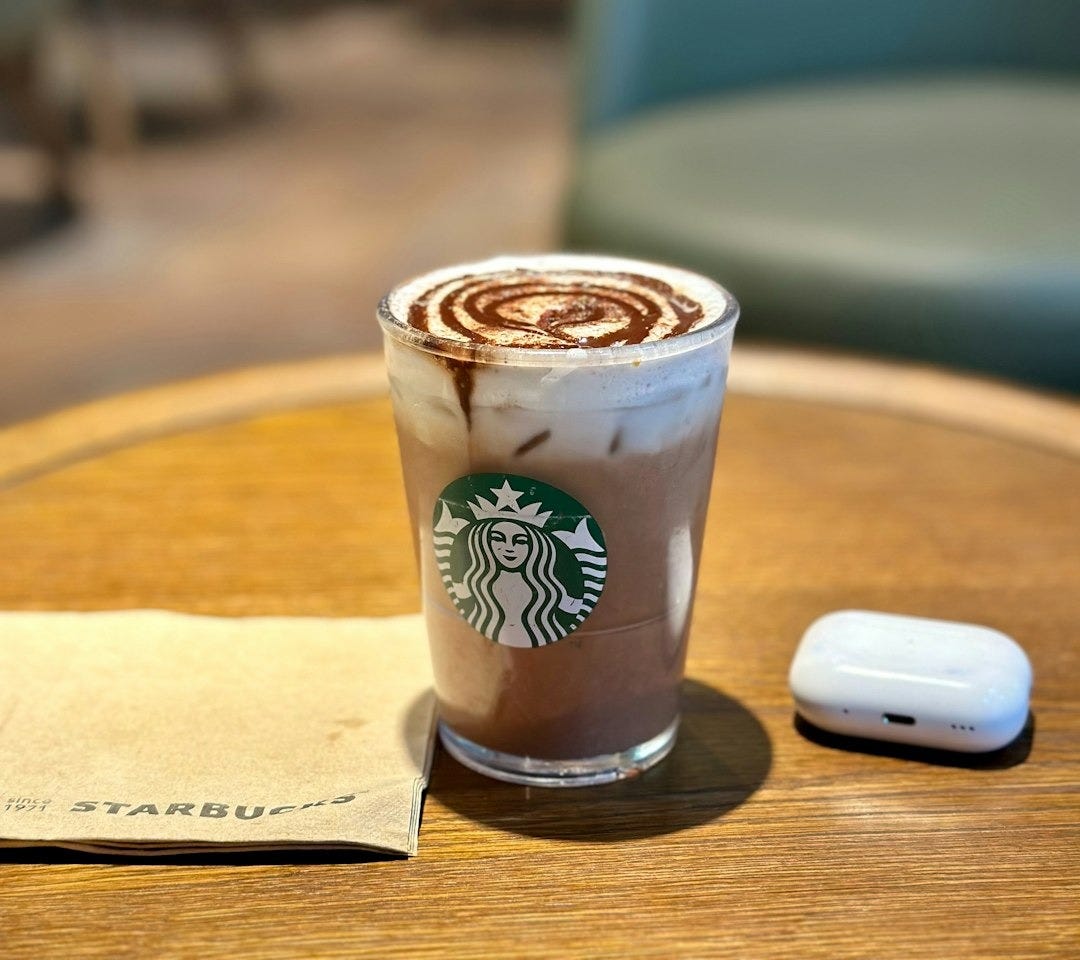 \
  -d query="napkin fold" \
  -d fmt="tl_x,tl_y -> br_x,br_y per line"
0,611 -> 436,856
